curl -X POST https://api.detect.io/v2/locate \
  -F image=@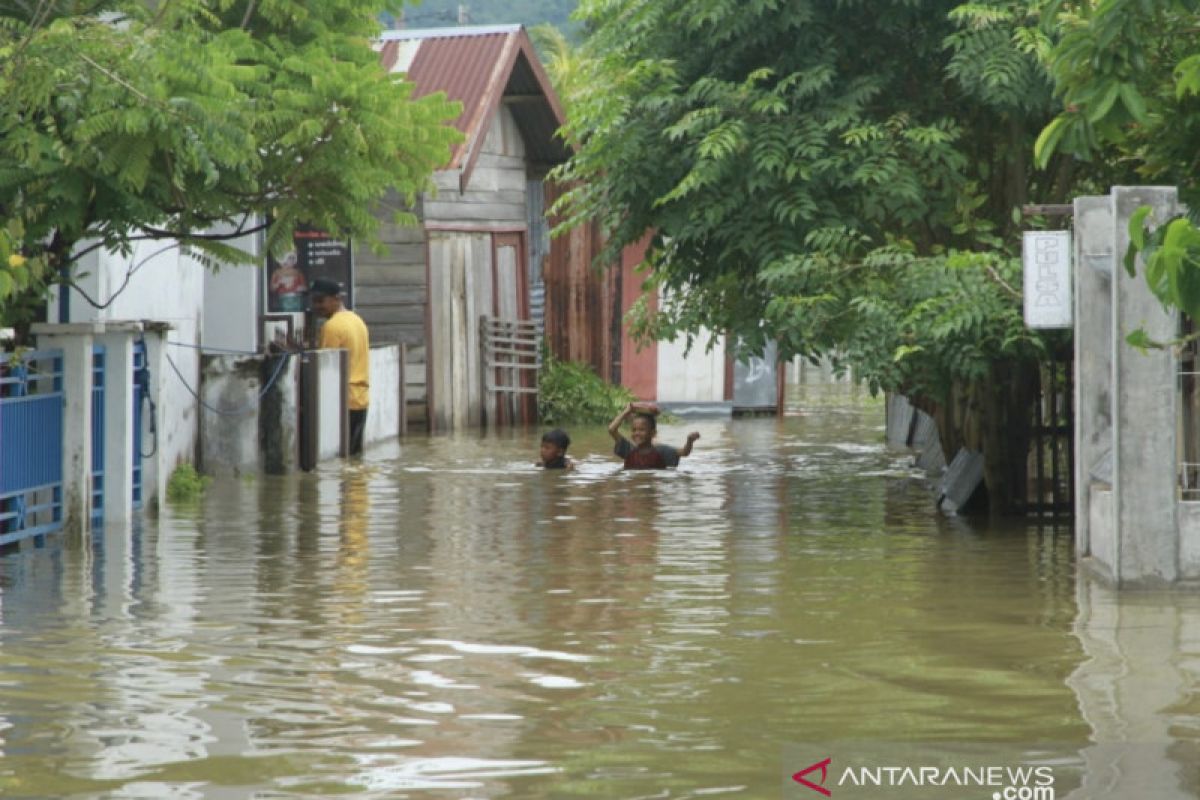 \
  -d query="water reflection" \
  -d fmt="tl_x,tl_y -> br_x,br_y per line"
0,395 -> 1193,798
1065,573 -> 1200,799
